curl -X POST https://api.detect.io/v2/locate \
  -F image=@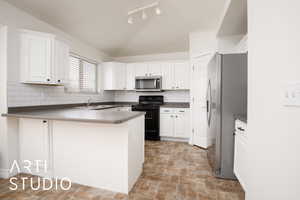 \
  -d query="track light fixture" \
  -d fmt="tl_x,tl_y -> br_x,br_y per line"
127,1 -> 162,24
